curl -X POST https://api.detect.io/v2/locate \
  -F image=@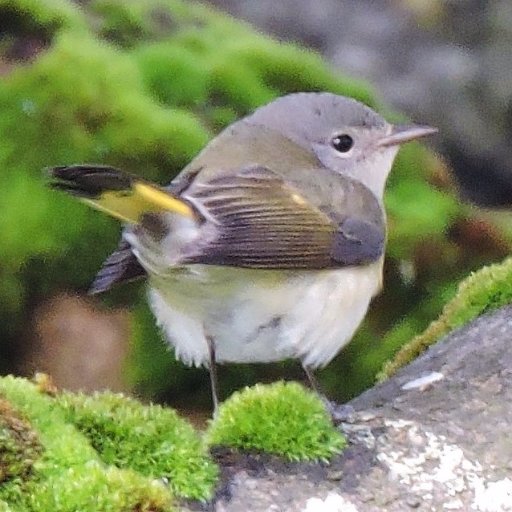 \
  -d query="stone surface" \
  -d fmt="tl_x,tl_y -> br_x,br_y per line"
194,305 -> 512,511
